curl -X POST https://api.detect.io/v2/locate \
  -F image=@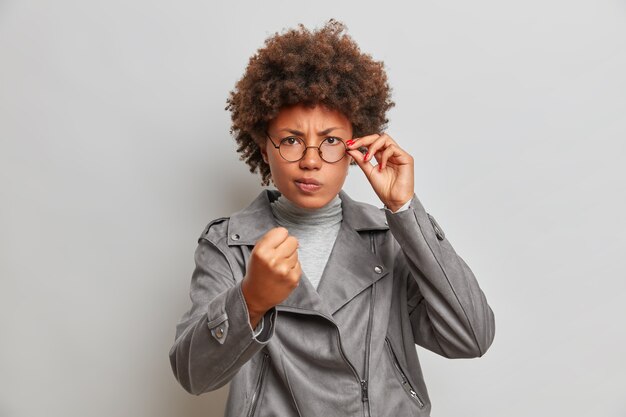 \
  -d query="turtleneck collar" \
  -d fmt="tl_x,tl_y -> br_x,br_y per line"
270,193 -> 343,227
